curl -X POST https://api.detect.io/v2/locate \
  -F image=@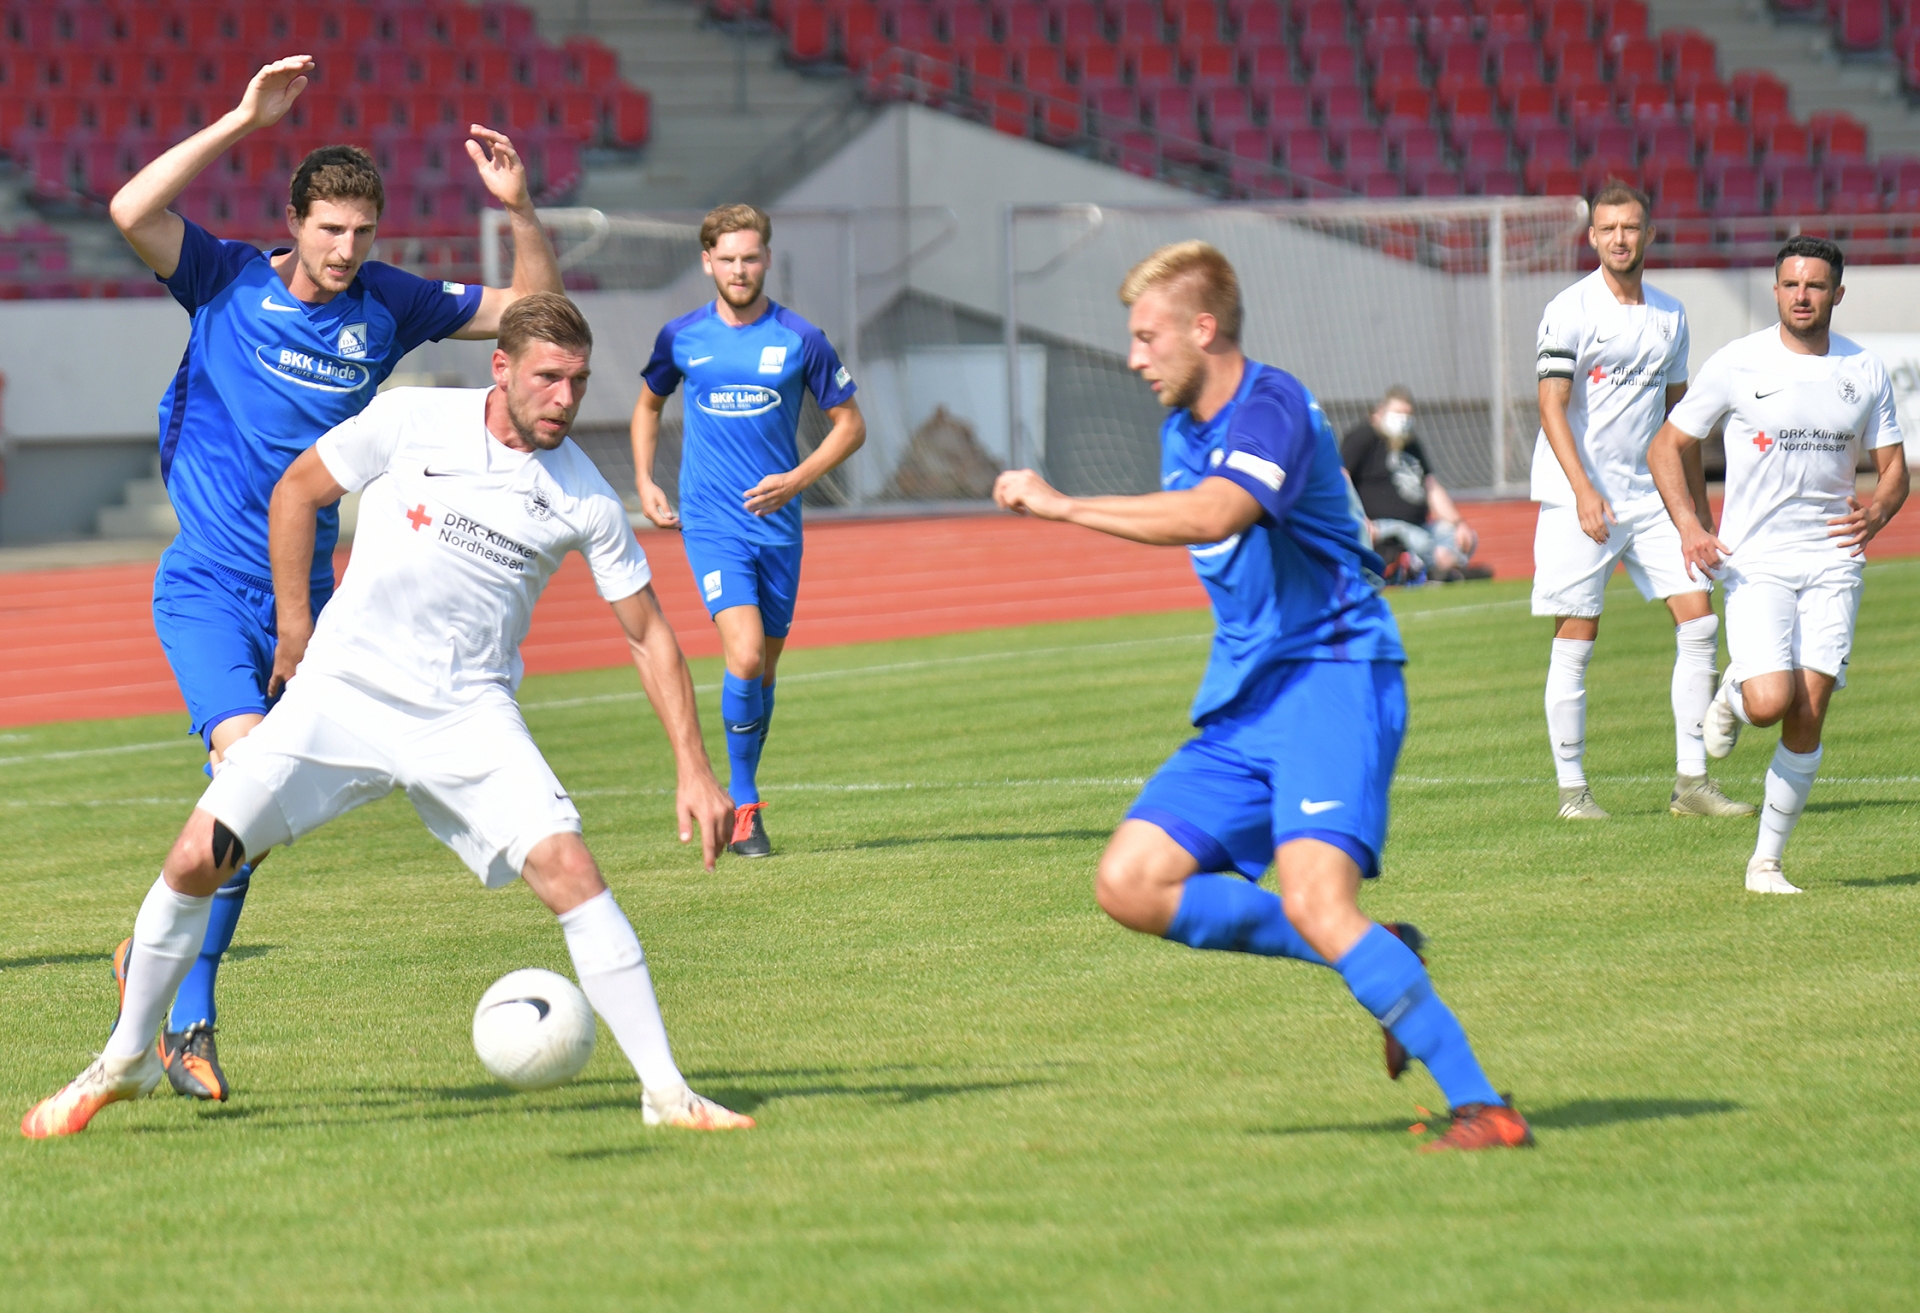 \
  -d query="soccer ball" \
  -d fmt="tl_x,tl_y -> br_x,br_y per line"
472,968 -> 596,1091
